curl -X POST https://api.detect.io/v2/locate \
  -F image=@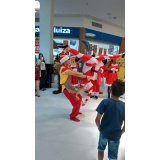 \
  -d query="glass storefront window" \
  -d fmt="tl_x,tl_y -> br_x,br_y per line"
53,38 -> 79,59
87,40 -> 120,55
